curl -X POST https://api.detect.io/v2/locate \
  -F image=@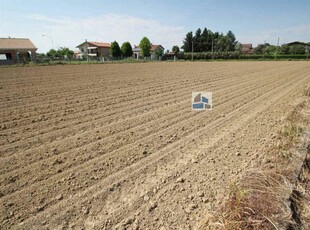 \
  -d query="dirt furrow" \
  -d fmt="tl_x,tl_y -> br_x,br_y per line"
0,68 -> 294,195
0,66 -> 290,174
17,64 -> 310,229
